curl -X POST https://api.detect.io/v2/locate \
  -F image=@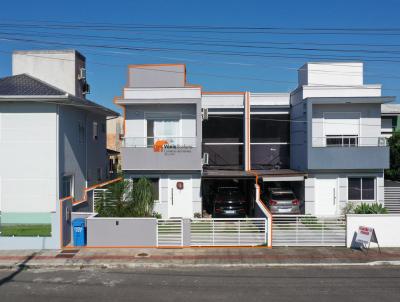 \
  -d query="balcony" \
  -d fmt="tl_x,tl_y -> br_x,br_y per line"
309,136 -> 389,170
121,137 -> 202,171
